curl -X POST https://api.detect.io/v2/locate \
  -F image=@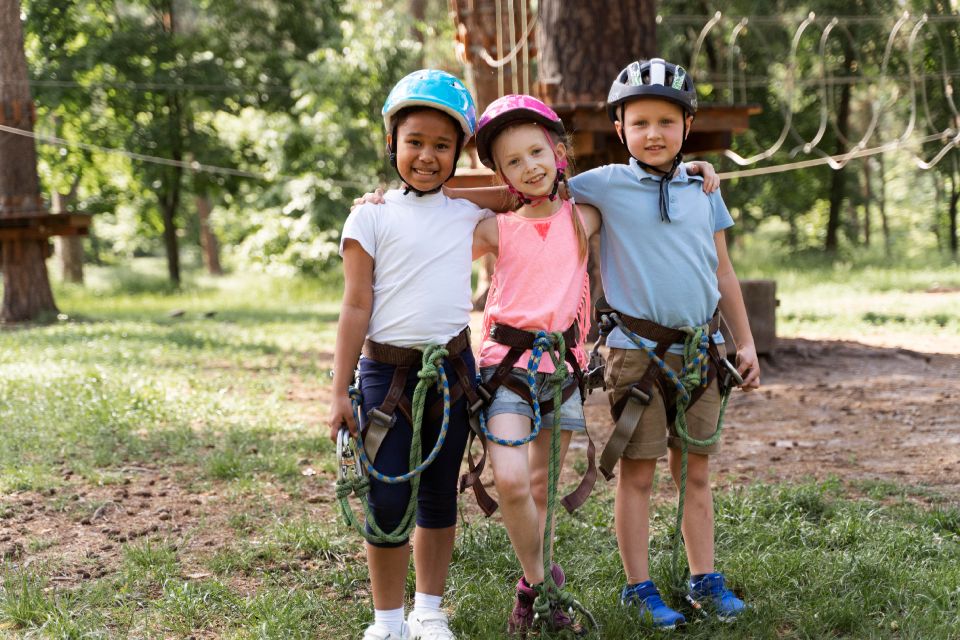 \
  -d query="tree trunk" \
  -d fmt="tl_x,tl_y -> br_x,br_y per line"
878,155 -> 890,257
159,2 -> 183,285
826,41 -> 855,254
195,194 -> 223,276
52,171 -> 83,283
950,158 -> 959,260
160,175 -> 181,284
52,189 -> 84,284
538,0 -> 656,104
0,0 -> 58,321
862,159 -> 871,248
826,95 -> 850,253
